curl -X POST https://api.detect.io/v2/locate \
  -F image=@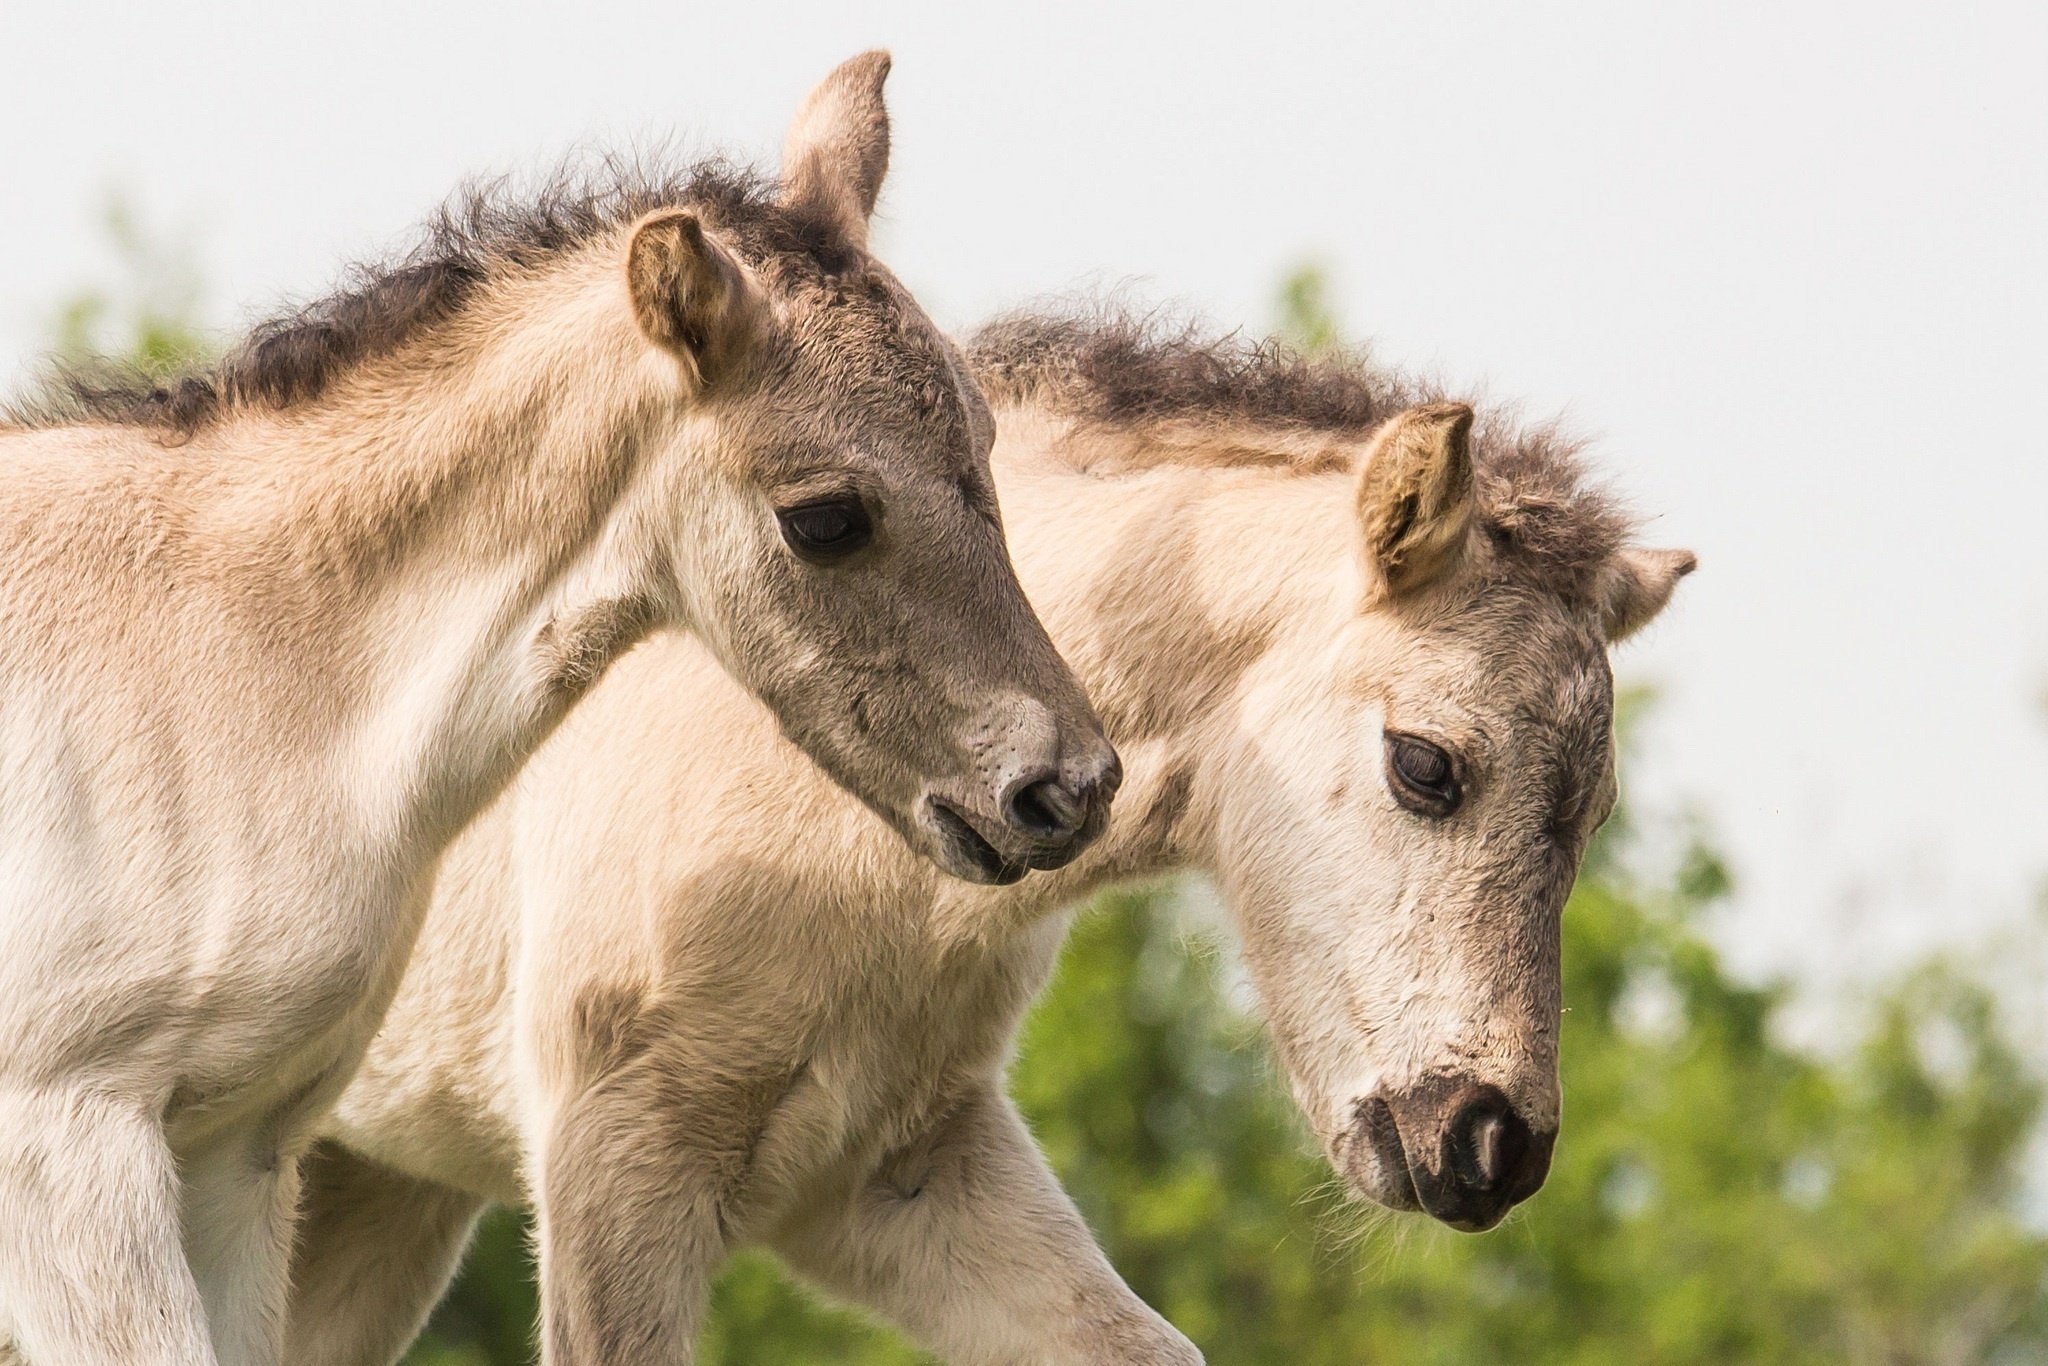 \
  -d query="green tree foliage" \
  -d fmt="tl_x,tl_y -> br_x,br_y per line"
1273,262 -> 1345,359
46,197 -> 213,380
